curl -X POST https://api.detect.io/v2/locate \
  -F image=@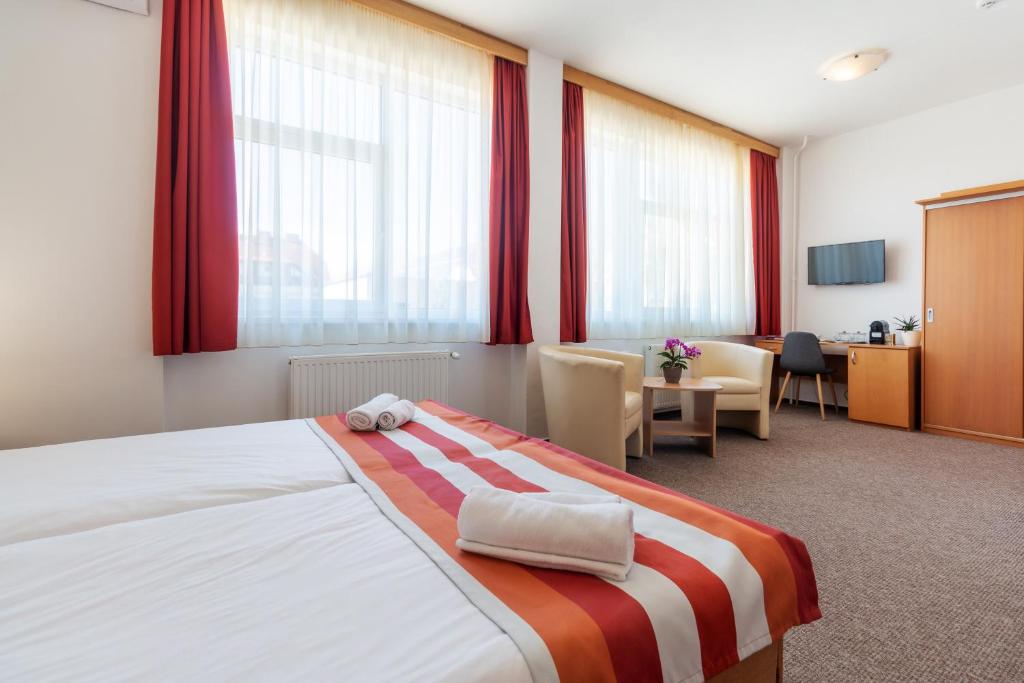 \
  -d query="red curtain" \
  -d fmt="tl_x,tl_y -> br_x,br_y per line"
152,0 -> 239,355
488,57 -> 533,345
560,82 -> 588,343
750,149 -> 781,336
